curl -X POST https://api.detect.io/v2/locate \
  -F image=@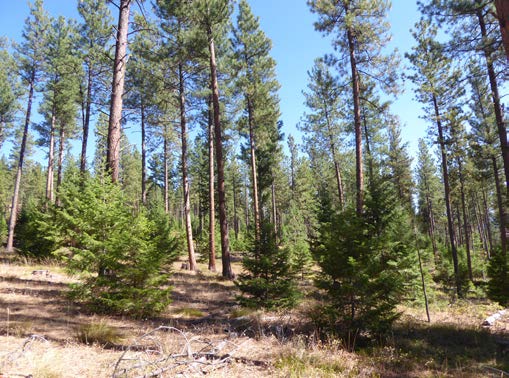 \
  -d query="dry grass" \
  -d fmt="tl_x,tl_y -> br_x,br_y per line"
0,251 -> 508,377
